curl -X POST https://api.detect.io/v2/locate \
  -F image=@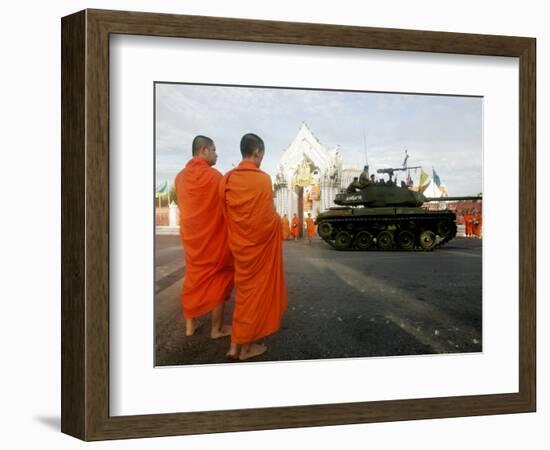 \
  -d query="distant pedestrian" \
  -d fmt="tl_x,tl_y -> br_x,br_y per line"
290,213 -> 300,240
281,214 -> 290,240
305,213 -> 316,244
464,209 -> 474,238
472,210 -> 482,238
